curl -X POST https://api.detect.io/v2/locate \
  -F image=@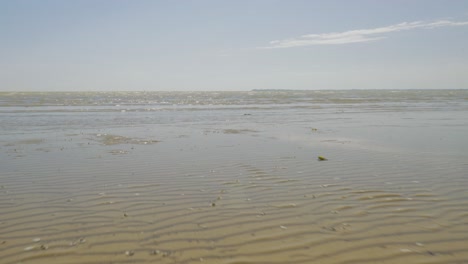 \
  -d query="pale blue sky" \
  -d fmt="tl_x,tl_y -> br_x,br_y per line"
1,0 -> 468,91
